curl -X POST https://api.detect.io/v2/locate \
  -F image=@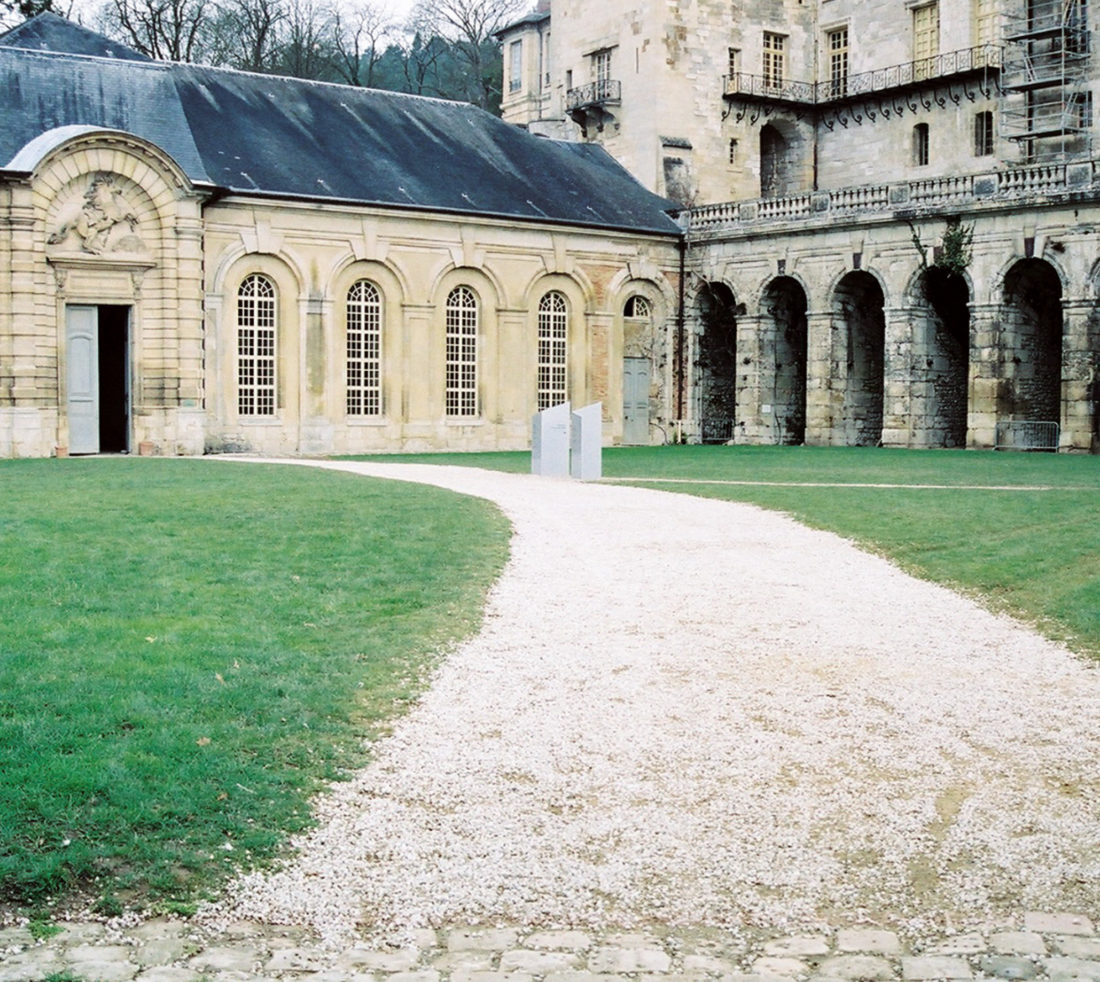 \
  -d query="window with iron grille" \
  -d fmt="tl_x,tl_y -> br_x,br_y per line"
828,28 -> 849,97
346,280 -> 382,416
445,286 -> 478,416
624,295 -> 651,318
237,273 -> 276,417
537,291 -> 568,411
974,110 -> 994,155
762,32 -> 785,88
